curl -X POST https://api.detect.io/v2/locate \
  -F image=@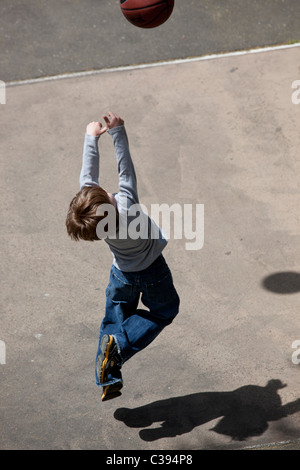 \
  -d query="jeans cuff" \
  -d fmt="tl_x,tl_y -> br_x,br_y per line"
97,377 -> 123,387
